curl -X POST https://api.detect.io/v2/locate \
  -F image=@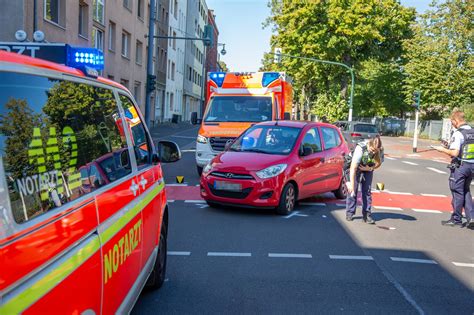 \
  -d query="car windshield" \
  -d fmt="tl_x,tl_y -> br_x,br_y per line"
230,125 -> 300,155
354,124 -> 378,133
204,96 -> 273,122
